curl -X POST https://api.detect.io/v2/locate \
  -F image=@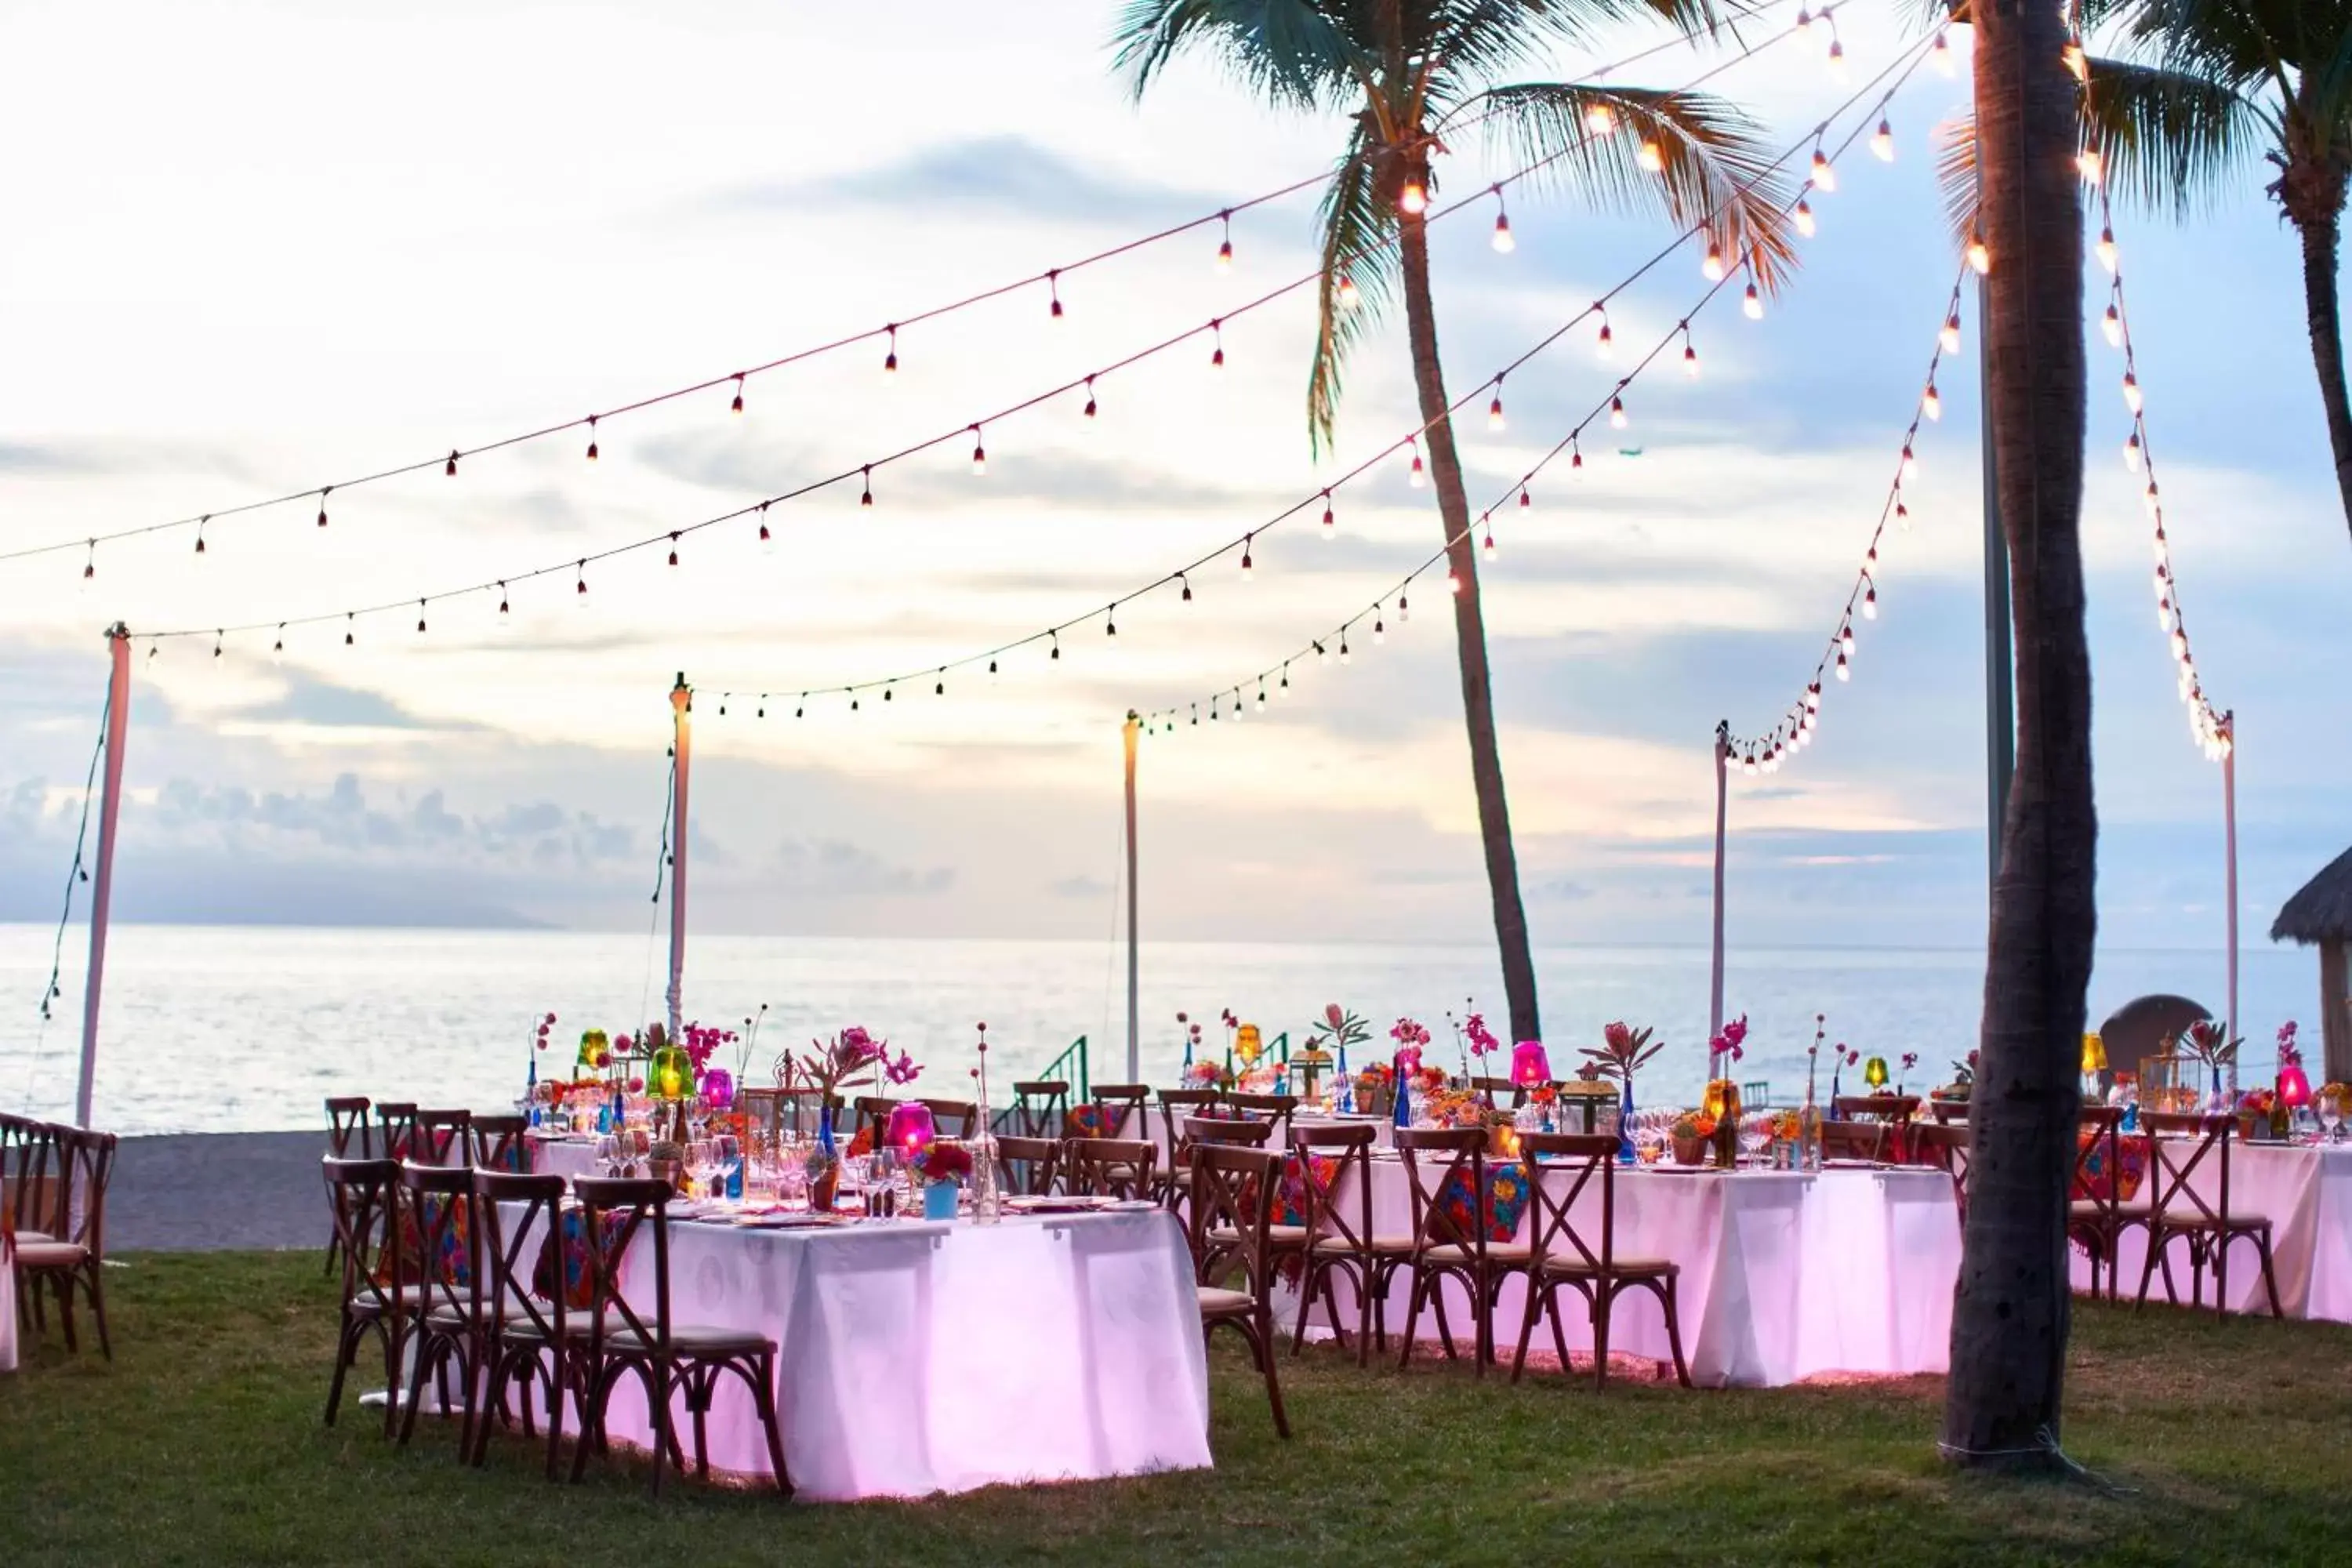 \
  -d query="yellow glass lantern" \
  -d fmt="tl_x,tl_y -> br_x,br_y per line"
2081,1033 -> 2108,1073
1864,1056 -> 1889,1091
651,1040 -> 691,1102
1234,1024 -> 1263,1065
